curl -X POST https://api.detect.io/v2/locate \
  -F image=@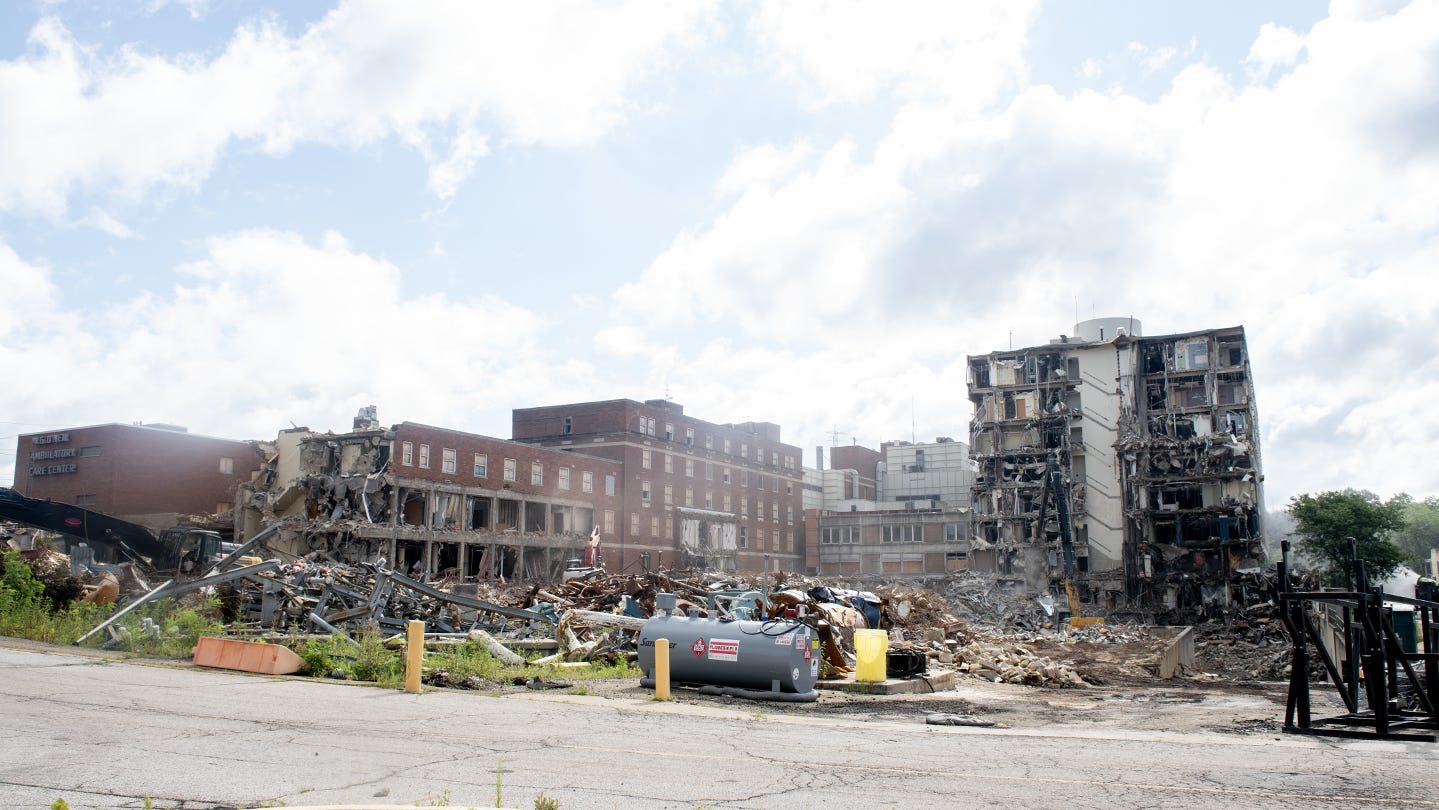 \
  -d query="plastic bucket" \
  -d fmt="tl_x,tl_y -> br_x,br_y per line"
854,628 -> 888,682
